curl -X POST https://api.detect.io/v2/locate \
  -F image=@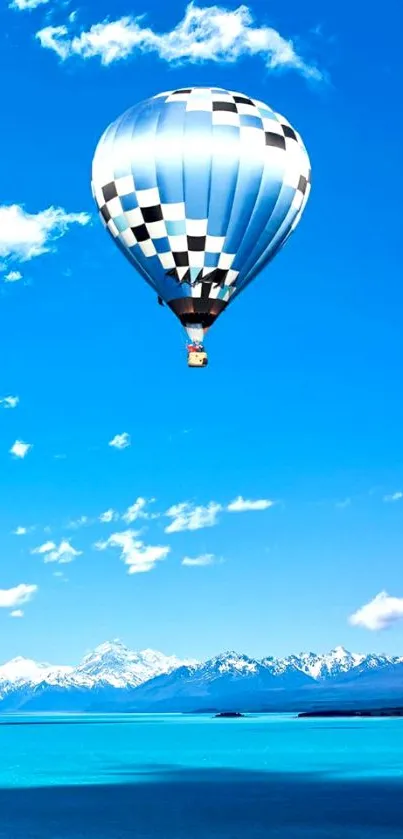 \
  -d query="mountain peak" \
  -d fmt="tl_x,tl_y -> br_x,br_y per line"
329,646 -> 351,657
204,651 -> 259,676
91,639 -> 128,655
72,642 -> 197,689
